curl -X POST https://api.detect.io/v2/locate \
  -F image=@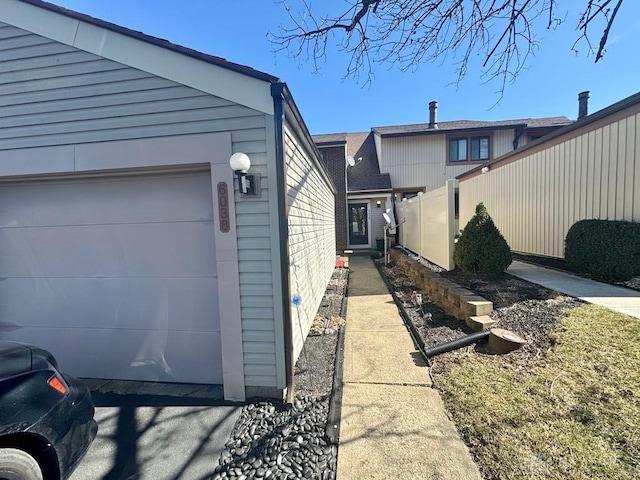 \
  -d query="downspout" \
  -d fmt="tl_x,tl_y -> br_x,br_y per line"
271,82 -> 295,403
512,125 -> 525,150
